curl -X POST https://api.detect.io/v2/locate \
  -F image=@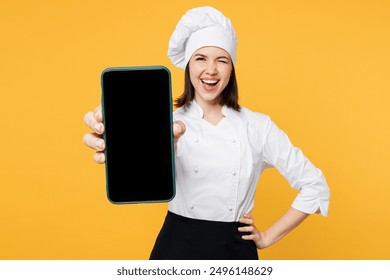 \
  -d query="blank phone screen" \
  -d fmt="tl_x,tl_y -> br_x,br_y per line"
101,66 -> 175,204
